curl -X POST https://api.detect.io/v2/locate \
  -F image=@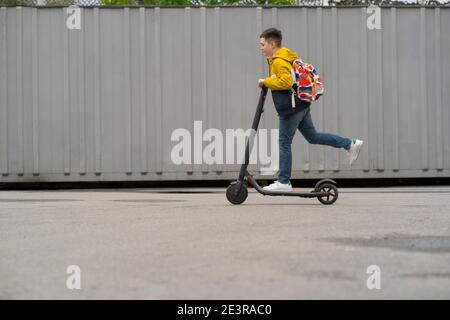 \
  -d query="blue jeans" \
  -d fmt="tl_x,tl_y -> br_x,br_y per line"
278,107 -> 352,183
